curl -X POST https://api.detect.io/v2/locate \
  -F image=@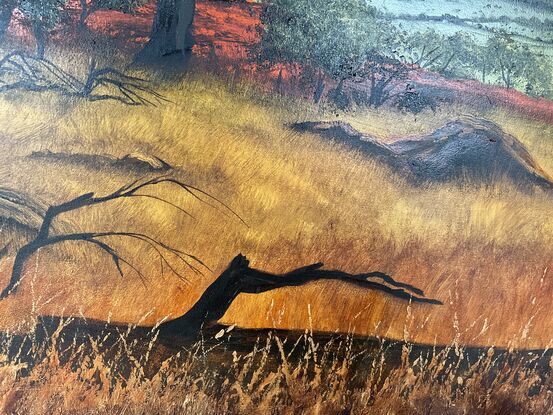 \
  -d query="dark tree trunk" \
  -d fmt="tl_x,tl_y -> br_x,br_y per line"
440,54 -> 455,74
78,0 -> 89,30
275,68 -> 283,94
159,254 -> 441,338
371,81 -> 385,108
368,72 -> 376,107
336,78 -> 344,94
0,0 -> 17,42
33,22 -> 46,59
159,255 -> 248,336
313,71 -> 325,103
0,243 -> 35,298
207,41 -> 218,69
136,0 -> 196,63
499,61 -> 511,89
30,253 -> 441,341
